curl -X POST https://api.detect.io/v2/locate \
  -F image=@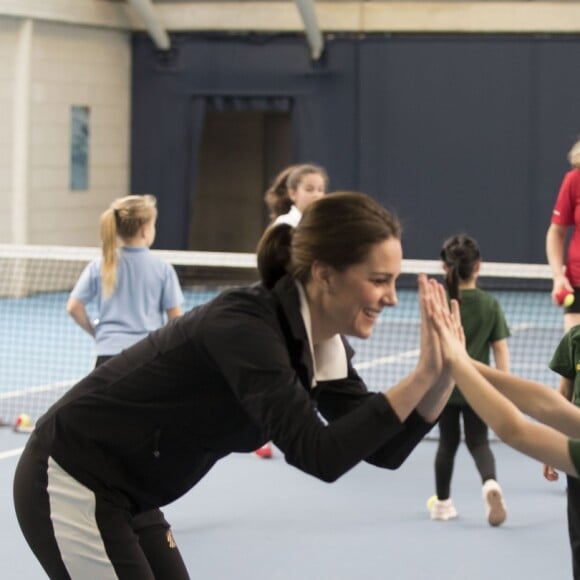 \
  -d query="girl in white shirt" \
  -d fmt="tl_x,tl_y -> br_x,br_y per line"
257,164 -> 328,458
265,164 -> 328,227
